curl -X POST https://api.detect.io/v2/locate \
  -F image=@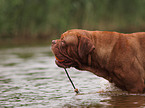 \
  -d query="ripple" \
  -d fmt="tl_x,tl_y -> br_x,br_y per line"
0,46 -> 145,108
